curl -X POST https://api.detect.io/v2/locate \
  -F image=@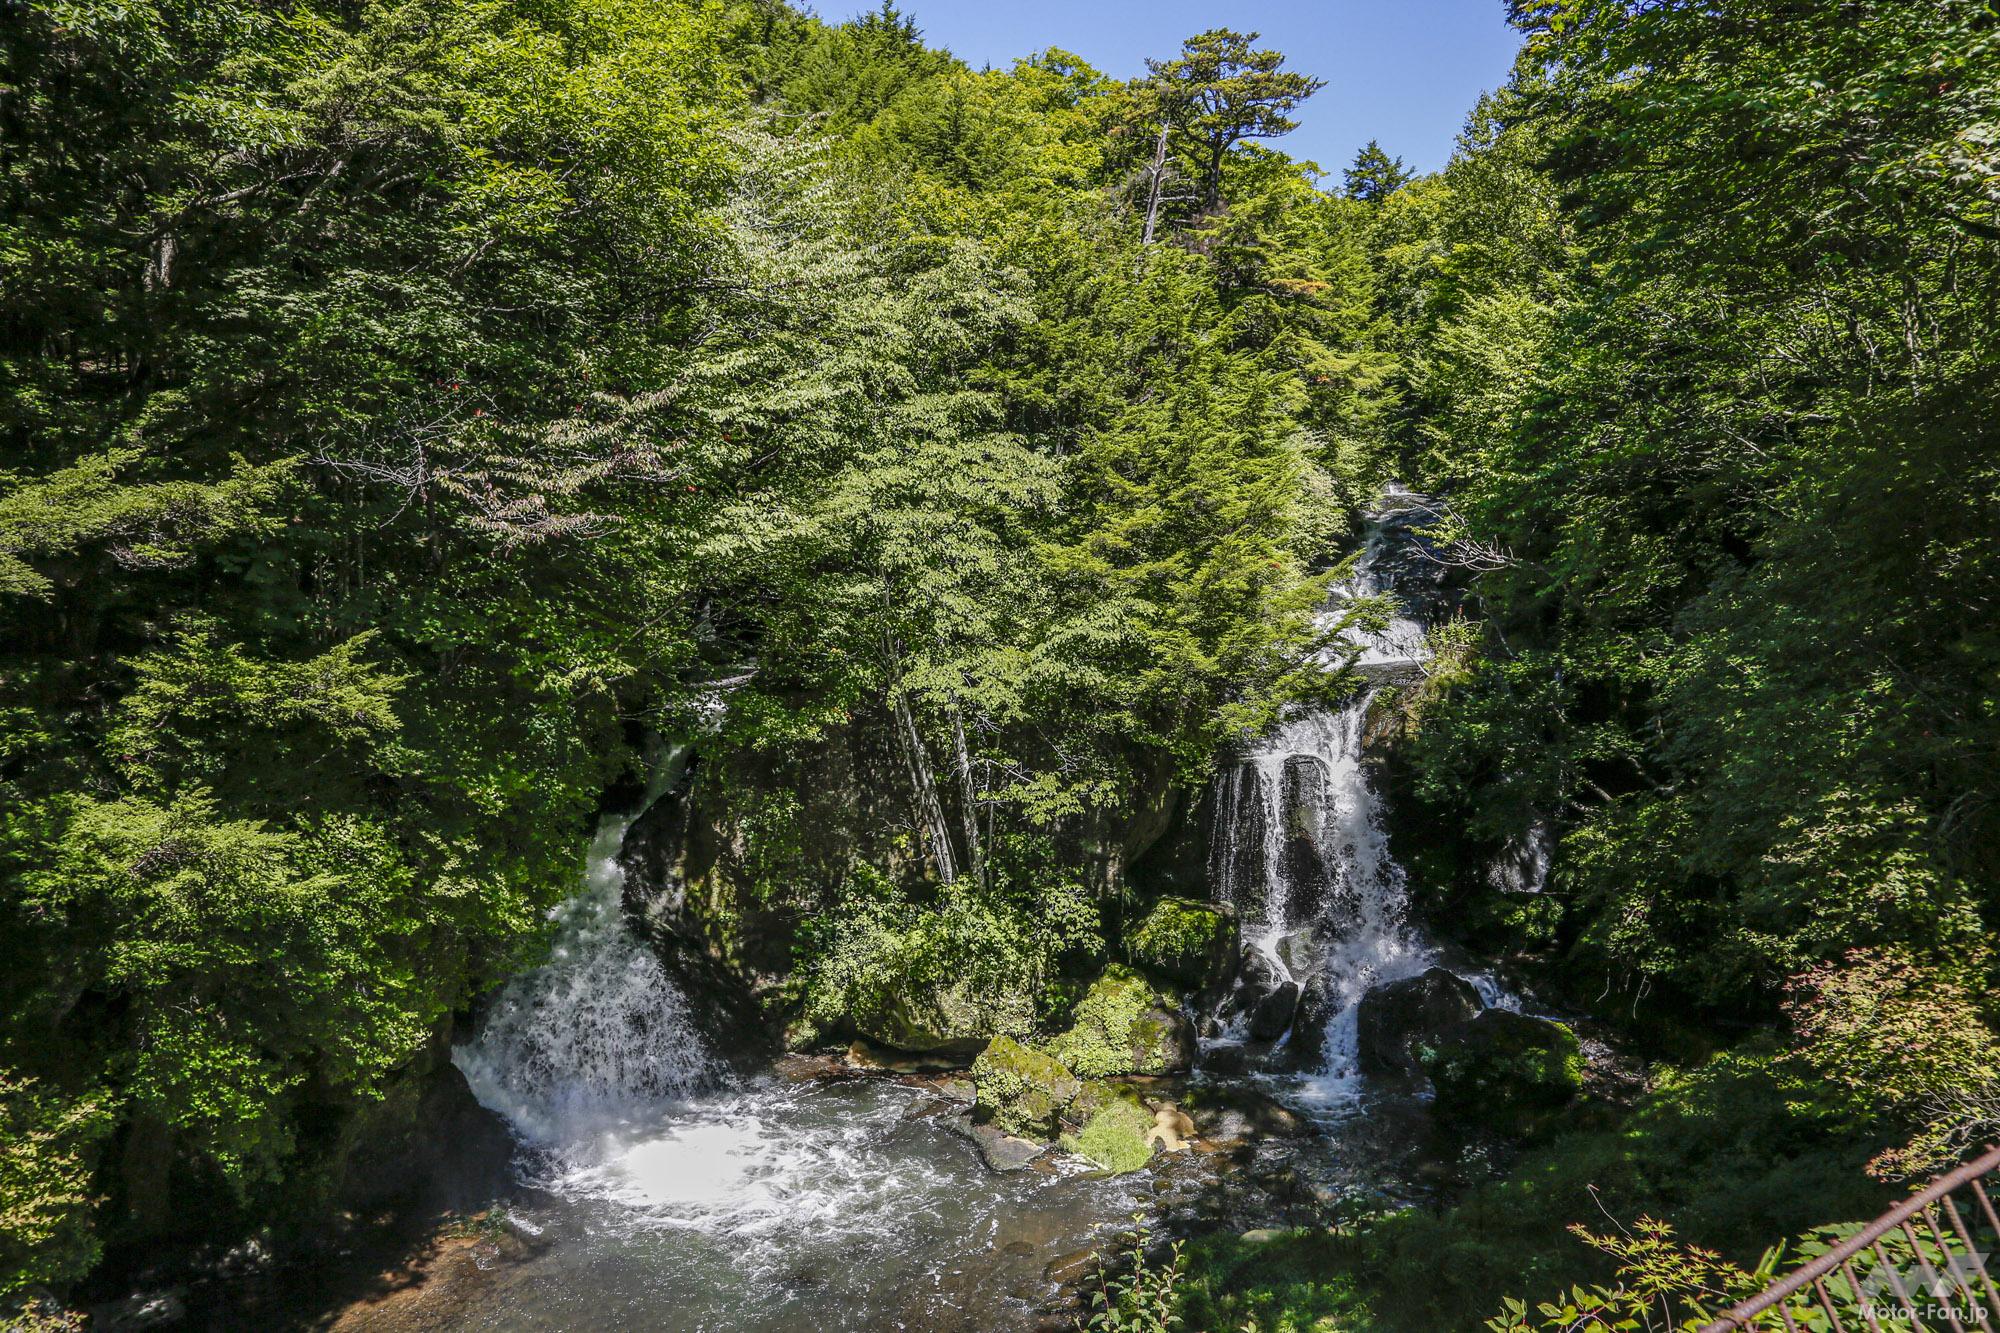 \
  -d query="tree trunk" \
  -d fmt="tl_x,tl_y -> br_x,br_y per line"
946,696 -> 984,886
878,585 -> 956,883
1142,123 -> 1171,245
892,685 -> 957,884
